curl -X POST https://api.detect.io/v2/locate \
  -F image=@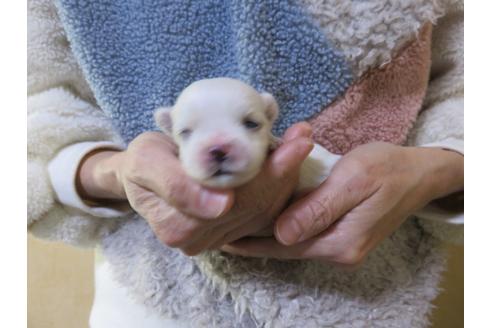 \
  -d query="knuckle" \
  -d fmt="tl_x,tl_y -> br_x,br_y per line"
164,179 -> 190,207
164,224 -> 201,248
214,233 -> 231,248
166,178 -> 185,196
181,245 -> 203,256
304,200 -> 333,232
127,136 -> 151,157
335,247 -> 366,266
130,145 -> 151,161
219,229 -> 242,246
346,157 -> 369,175
344,171 -> 376,195
346,154 -> 380,180
208,228 -> 241,250
152,215 -> 196,248
157,230 -> 187,248
125,186 -> 150,209
124,153 -> 148,182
